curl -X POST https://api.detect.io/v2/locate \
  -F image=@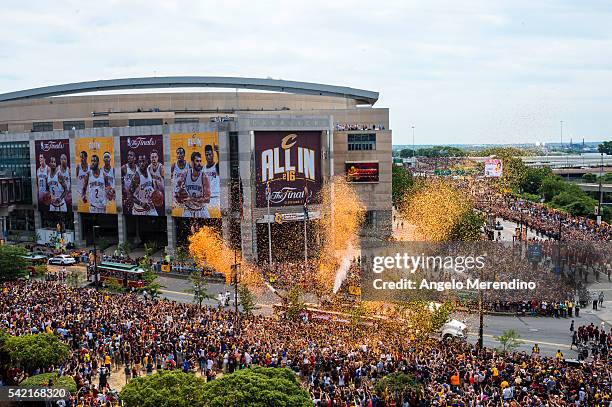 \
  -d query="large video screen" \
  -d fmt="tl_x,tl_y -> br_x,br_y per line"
346,162 -> 379,183
254,131 -> 321,207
